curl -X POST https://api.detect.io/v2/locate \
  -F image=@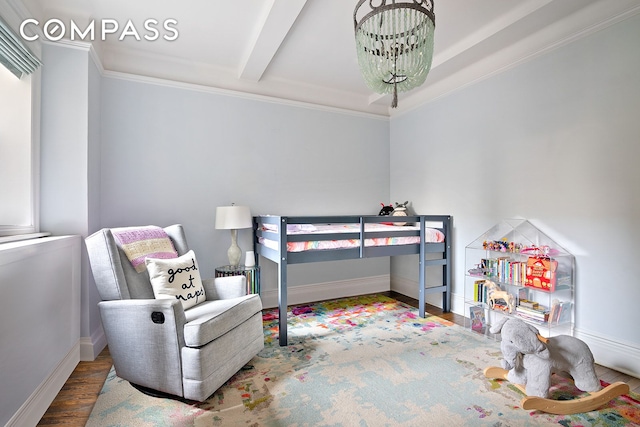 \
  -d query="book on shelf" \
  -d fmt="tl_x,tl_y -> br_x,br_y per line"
547,299 -> 574,324
495,257 -> 527,285
515,304 -> 550,323
525,256 -> 558,292
517,288 -> 529,305
469,305 -> 486,332
549,298 -> 560,323
519,299 -> 539,309
555,301 -> 573,324
481,258 -> 498,278
474,280 -> 486,303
